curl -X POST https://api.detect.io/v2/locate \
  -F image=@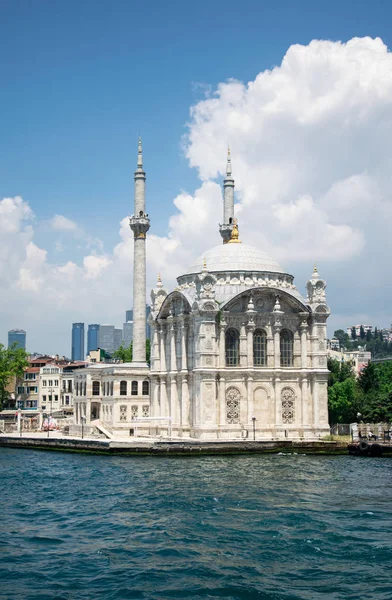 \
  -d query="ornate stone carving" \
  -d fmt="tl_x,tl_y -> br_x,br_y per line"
281,387 -> 295,424
131,405 -> 138,419
119,405 -> 127,422
142,405 -> 149,417
129,214 -> 150,239
226,387 -> 241,424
